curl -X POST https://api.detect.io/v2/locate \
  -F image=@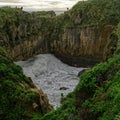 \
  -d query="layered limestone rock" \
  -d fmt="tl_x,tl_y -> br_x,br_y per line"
1,0 -> 120,66
48,0 -> 120,65
0,7 -> 55,60
50,25 -> 114,64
